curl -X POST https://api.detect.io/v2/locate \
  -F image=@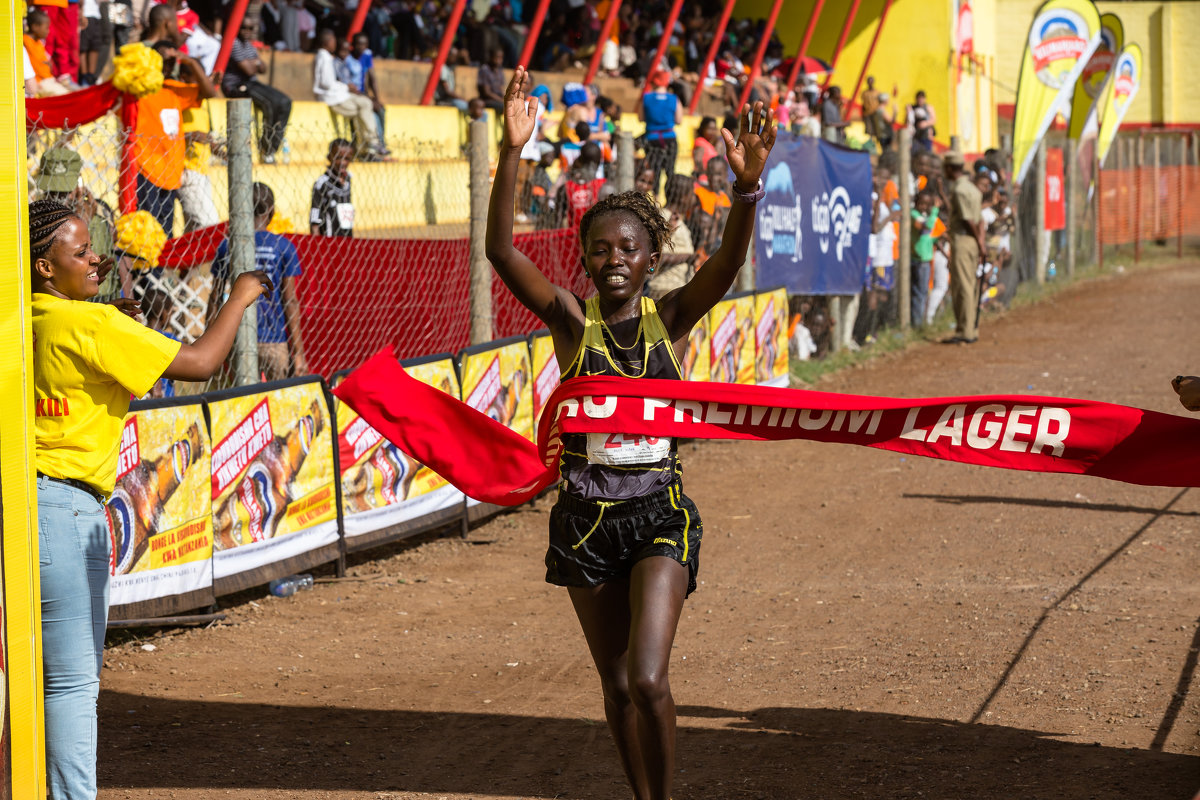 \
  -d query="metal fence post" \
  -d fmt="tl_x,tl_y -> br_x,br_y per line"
1134,131 -> 1143,265
897,128 -> 912,328
1034,140 -> 1047,284
615,130 -> 634,194
468,118 -> 493,345
1064,137 -> 1076,279
1179,133 -> 1186,259
1152,133 -> 1161,239
227,98 -> 258,386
